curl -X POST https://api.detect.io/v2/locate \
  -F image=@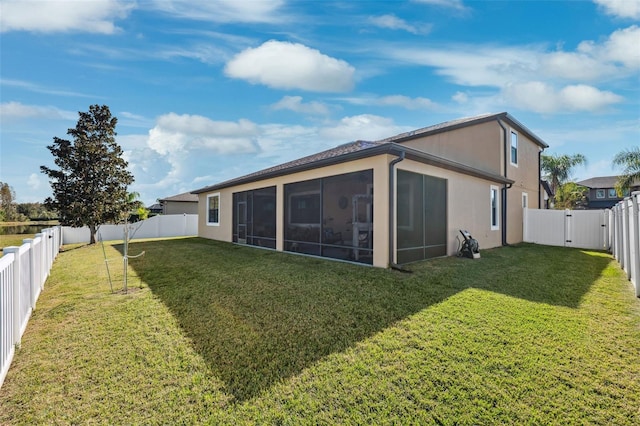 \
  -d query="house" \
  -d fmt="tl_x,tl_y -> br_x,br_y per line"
158,191 -> 199,215
540,180 -> 554,209
576,176 -> 640,209
192,112 -> 548,268
148,203 -> 163,215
